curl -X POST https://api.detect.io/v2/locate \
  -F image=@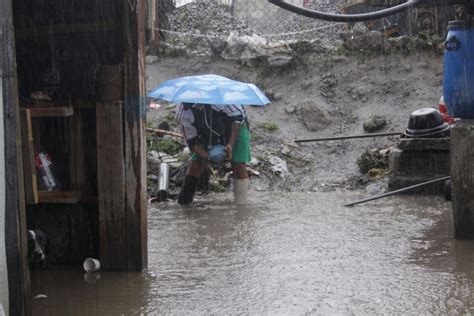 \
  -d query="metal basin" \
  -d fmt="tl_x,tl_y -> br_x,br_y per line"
404,108 -> 450,137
